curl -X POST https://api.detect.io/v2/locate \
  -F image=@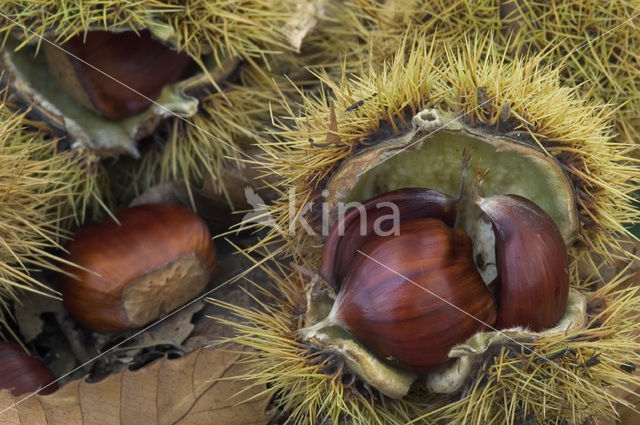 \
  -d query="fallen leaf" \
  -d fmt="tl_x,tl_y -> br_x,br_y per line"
0,347 -> 272,425
14,282 -> 65,343
283,0 -> 324,52
120,301 -> 204,354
